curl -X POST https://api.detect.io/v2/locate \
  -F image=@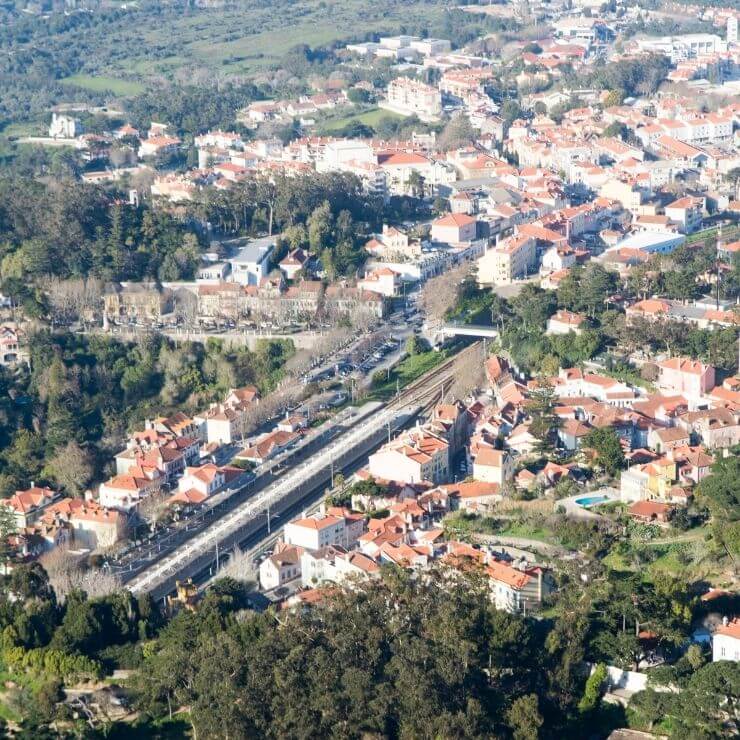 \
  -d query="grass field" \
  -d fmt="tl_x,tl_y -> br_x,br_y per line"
369,349 -> 449,401
60,74 -> 145,96
319,107 -> 406,132
122,0 -> 446,78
